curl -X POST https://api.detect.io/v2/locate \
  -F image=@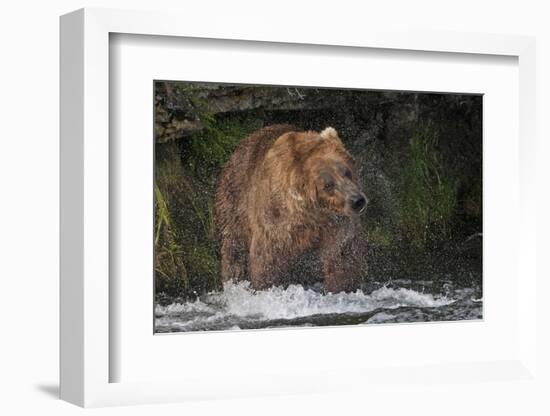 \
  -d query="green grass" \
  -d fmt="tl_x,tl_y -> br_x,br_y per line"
398,124 -> 457,248
154,179 -> 189,295
154,146 -> 220,298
